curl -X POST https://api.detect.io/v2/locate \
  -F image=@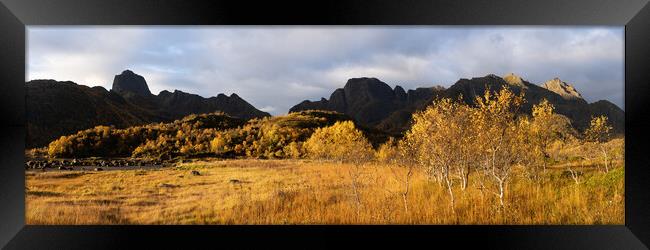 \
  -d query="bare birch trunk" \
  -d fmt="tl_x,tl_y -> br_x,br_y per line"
402,167 -> 412,220
602,146 -> 609,173
498,179 -> 505,208
444,170 -> 456,215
